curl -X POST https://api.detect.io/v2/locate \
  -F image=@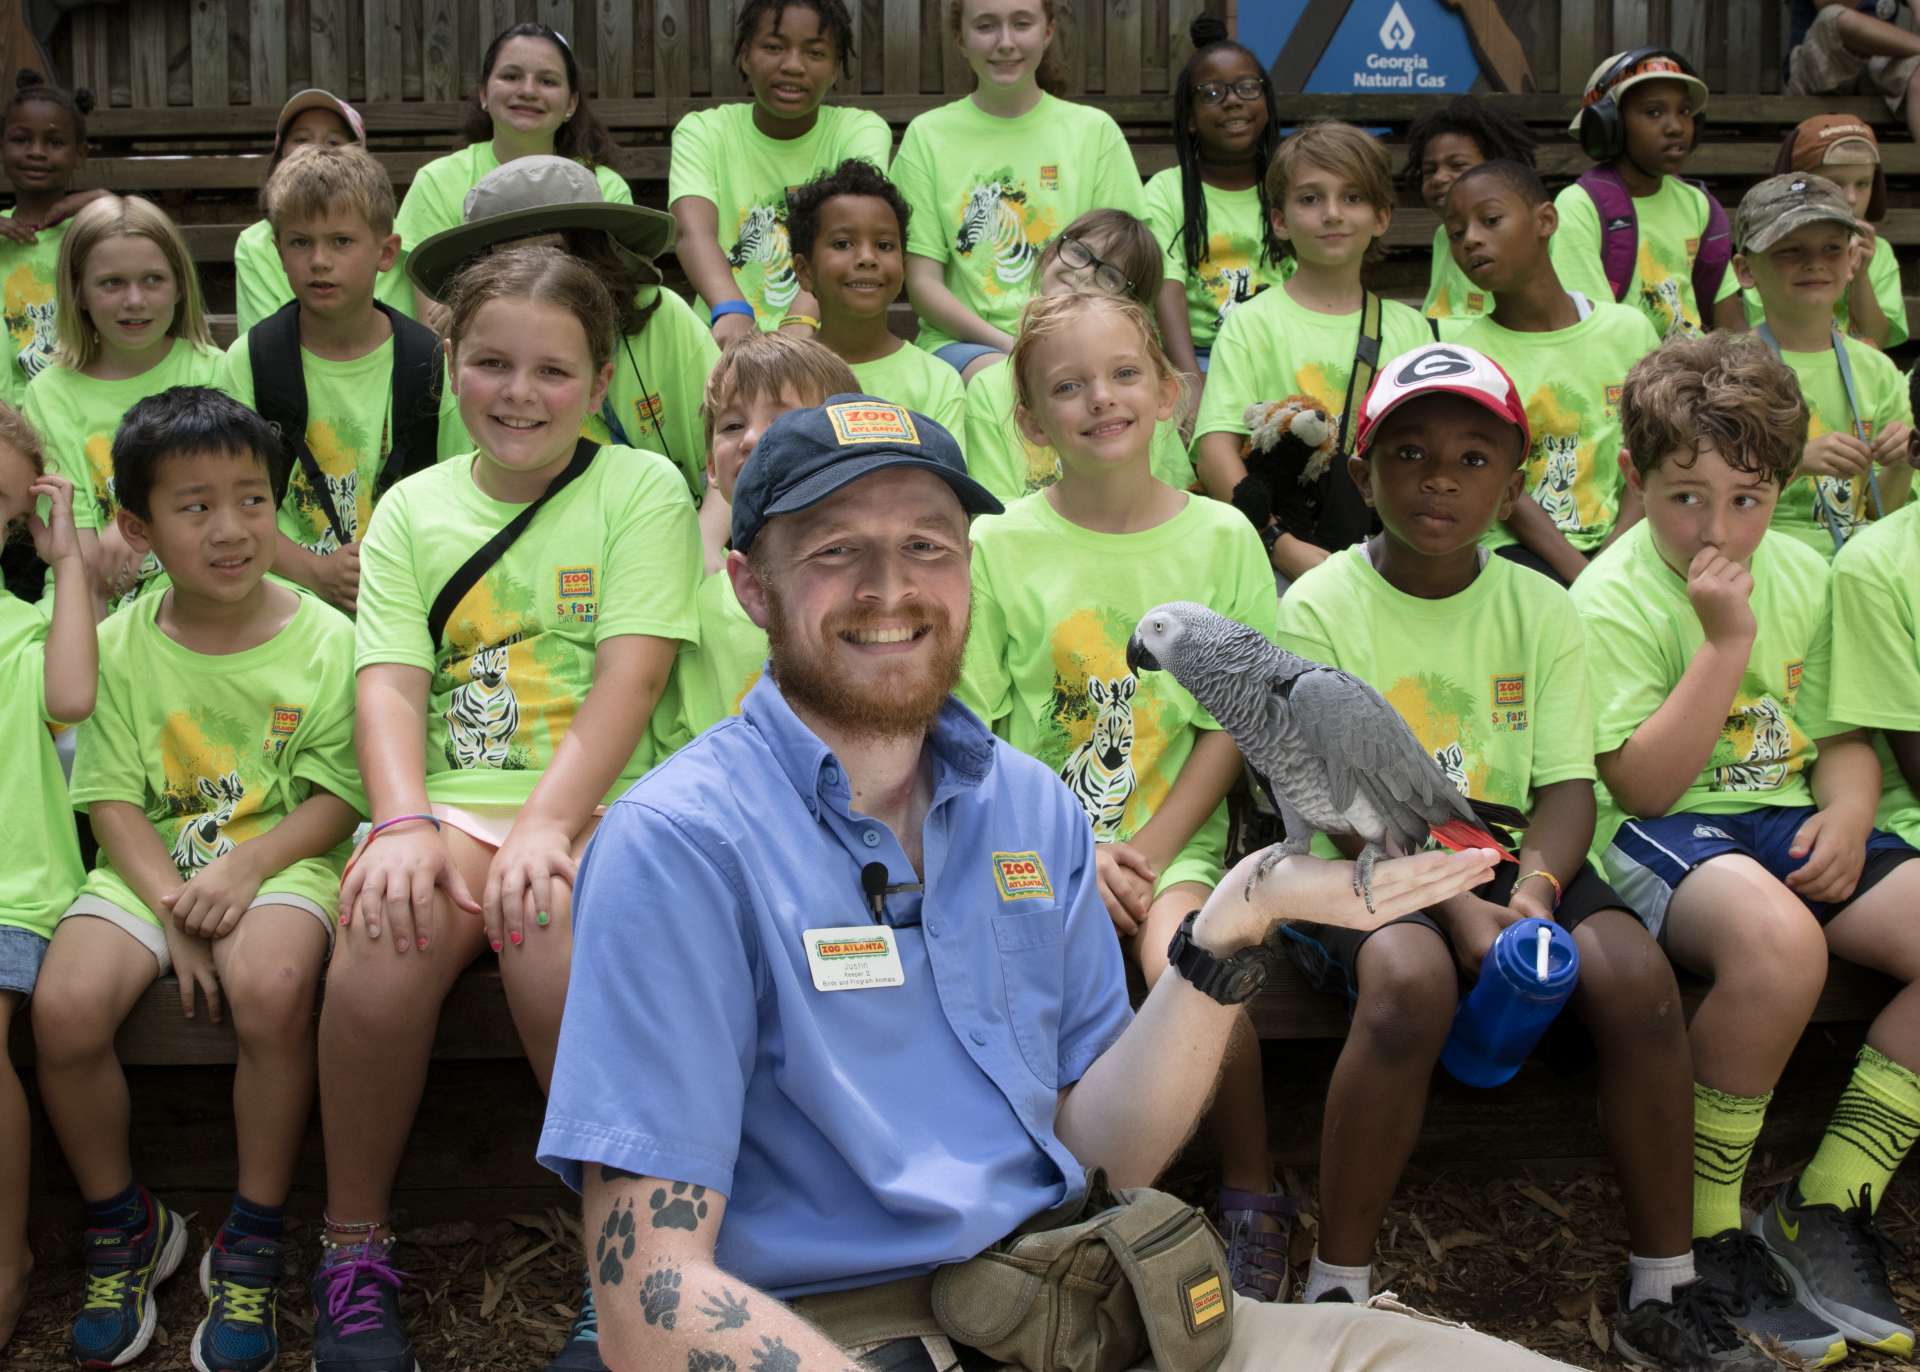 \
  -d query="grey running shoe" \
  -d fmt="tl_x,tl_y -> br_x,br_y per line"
1612,1275 -> 1792,1370
1754,1180 -> 1914,1358
1692,1229 -> 1846,1368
